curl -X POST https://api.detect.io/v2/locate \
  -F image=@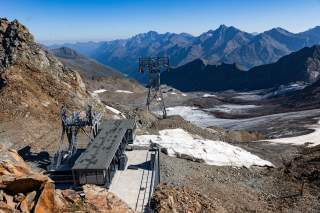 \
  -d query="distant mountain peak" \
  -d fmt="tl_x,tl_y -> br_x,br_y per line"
51,46 -> 79,58
266,27 -> 292,35
216,24 -> 239,32
218,24 -> 228,30
48,24 -> 320,82
302,26 -> 320,35
146,30 -> 158,35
